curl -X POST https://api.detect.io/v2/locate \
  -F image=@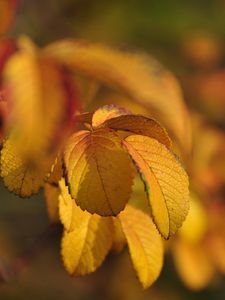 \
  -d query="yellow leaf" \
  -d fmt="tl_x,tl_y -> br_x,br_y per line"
44,183 -> 60,223
119,205 -> 164,289
44,40 -> 191,153
0,136 -> 52,196
60,182 -> 113,275
64,128 -> 134,216
61,216 -> 113,276
92,105 -> 129,128
172,240 -> 214,290
111,217 -> 126,253
3,37 -> 76,162
124,135 -> 189,239
100,114 -> 171,148
59,178 -> 87,232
